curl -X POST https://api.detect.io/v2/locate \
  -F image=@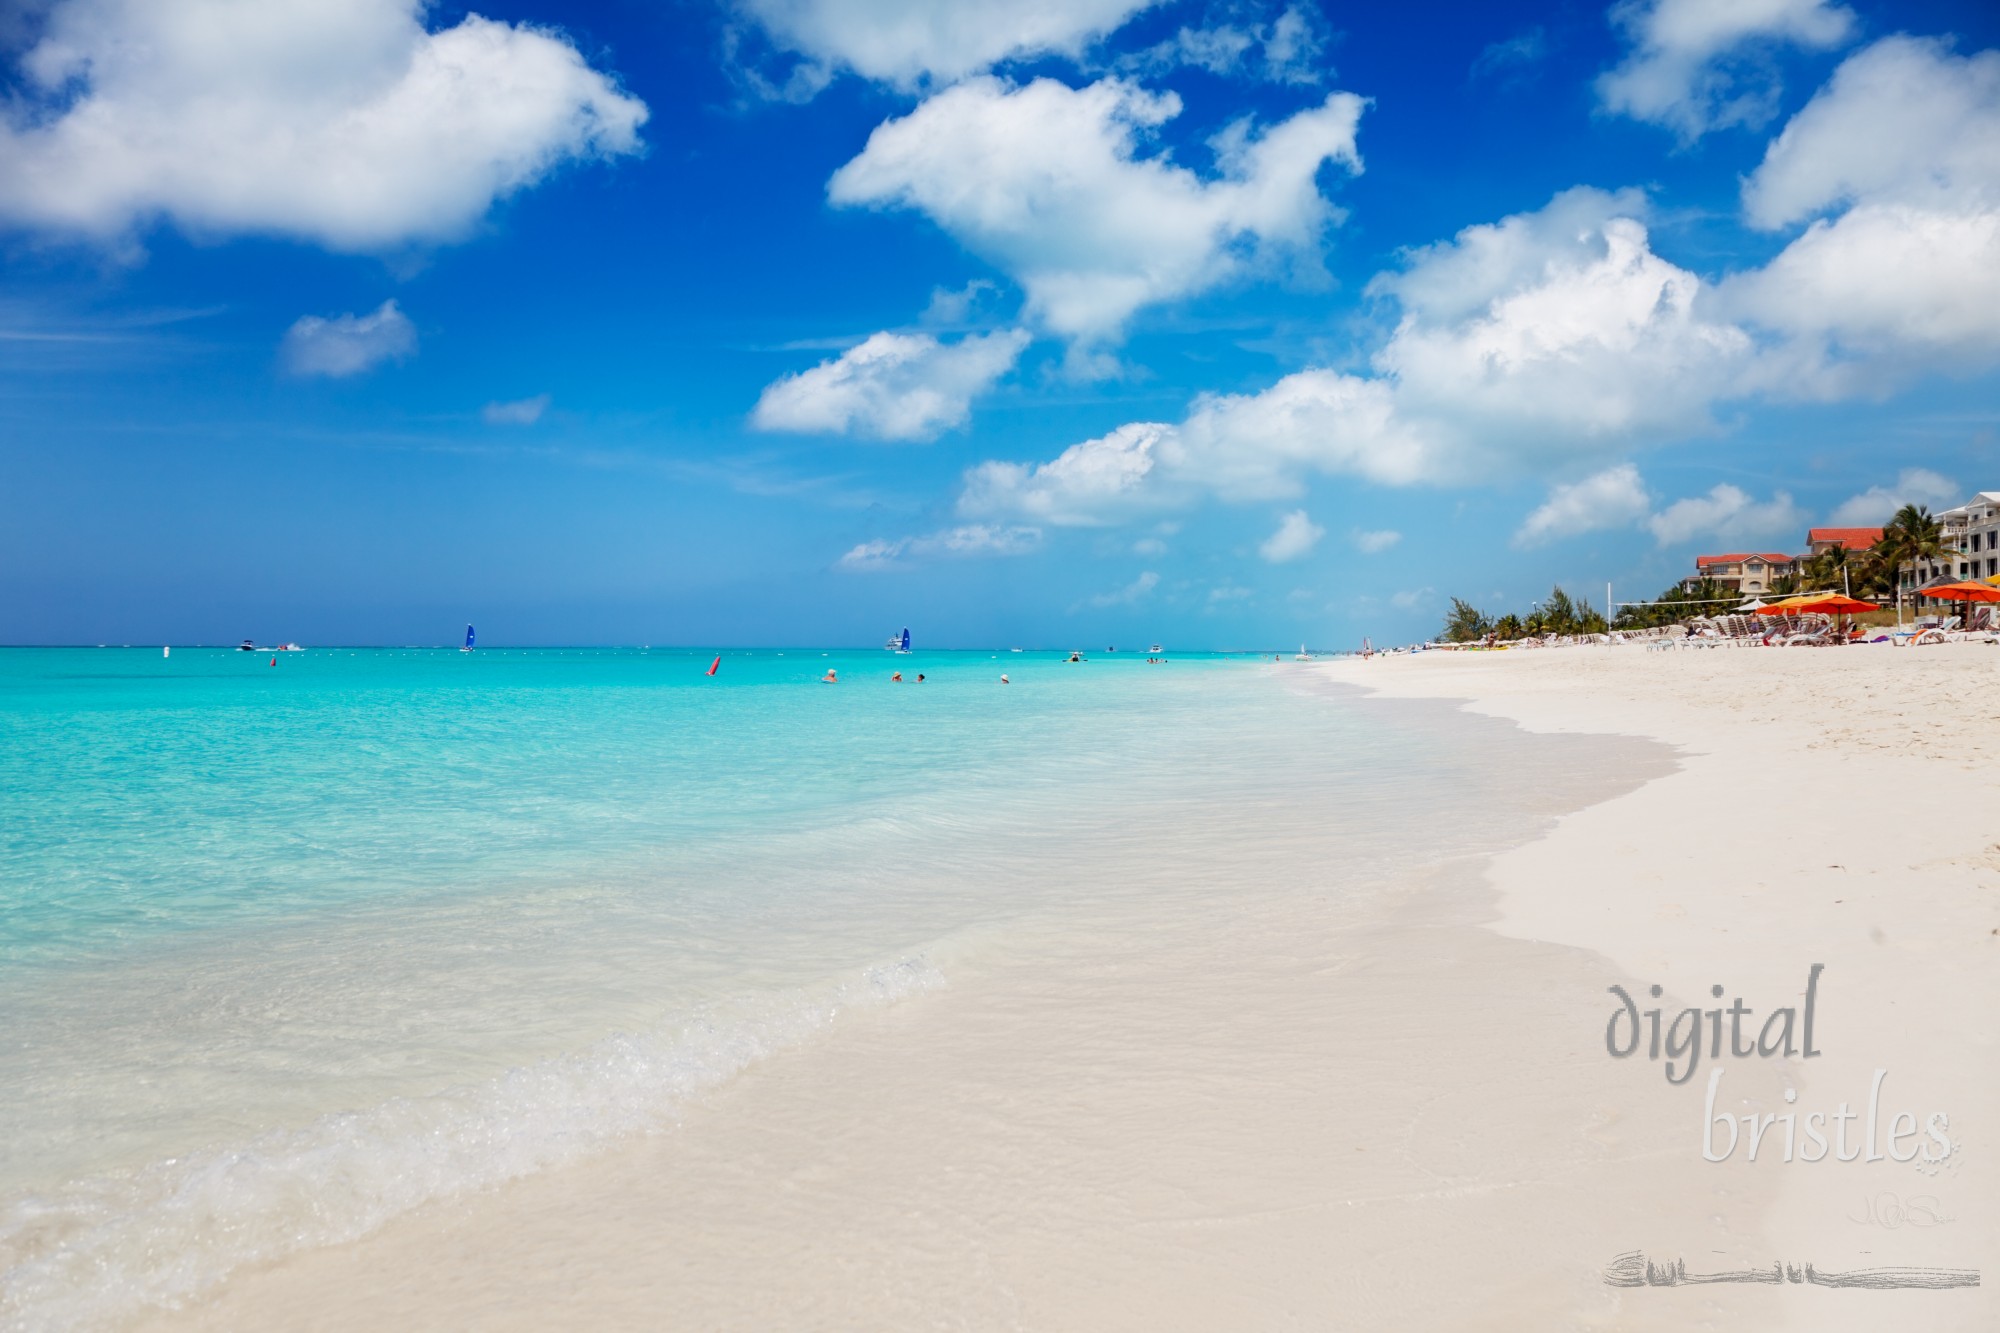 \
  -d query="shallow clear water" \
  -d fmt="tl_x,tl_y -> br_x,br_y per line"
0,646 -> 1603,1328
3,646 -> 1195,966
